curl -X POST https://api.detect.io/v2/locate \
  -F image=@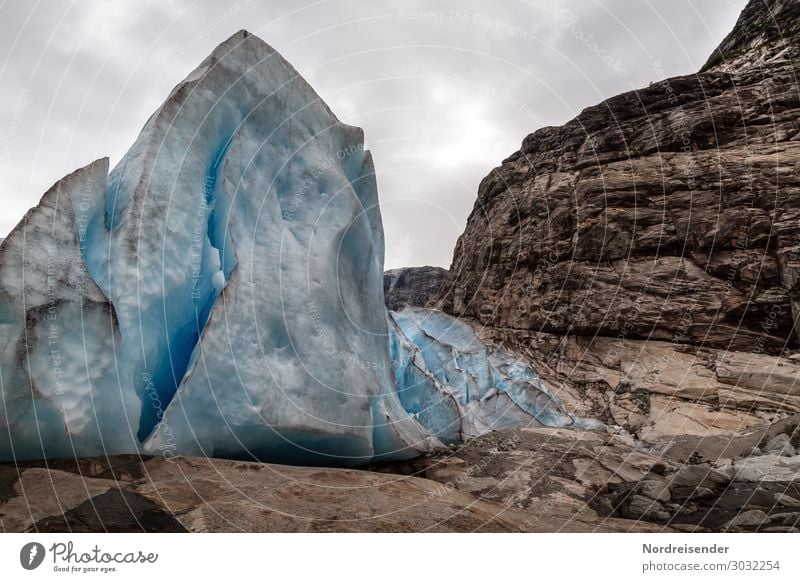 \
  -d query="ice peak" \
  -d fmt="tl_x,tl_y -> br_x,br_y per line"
205,28 -> 276,63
